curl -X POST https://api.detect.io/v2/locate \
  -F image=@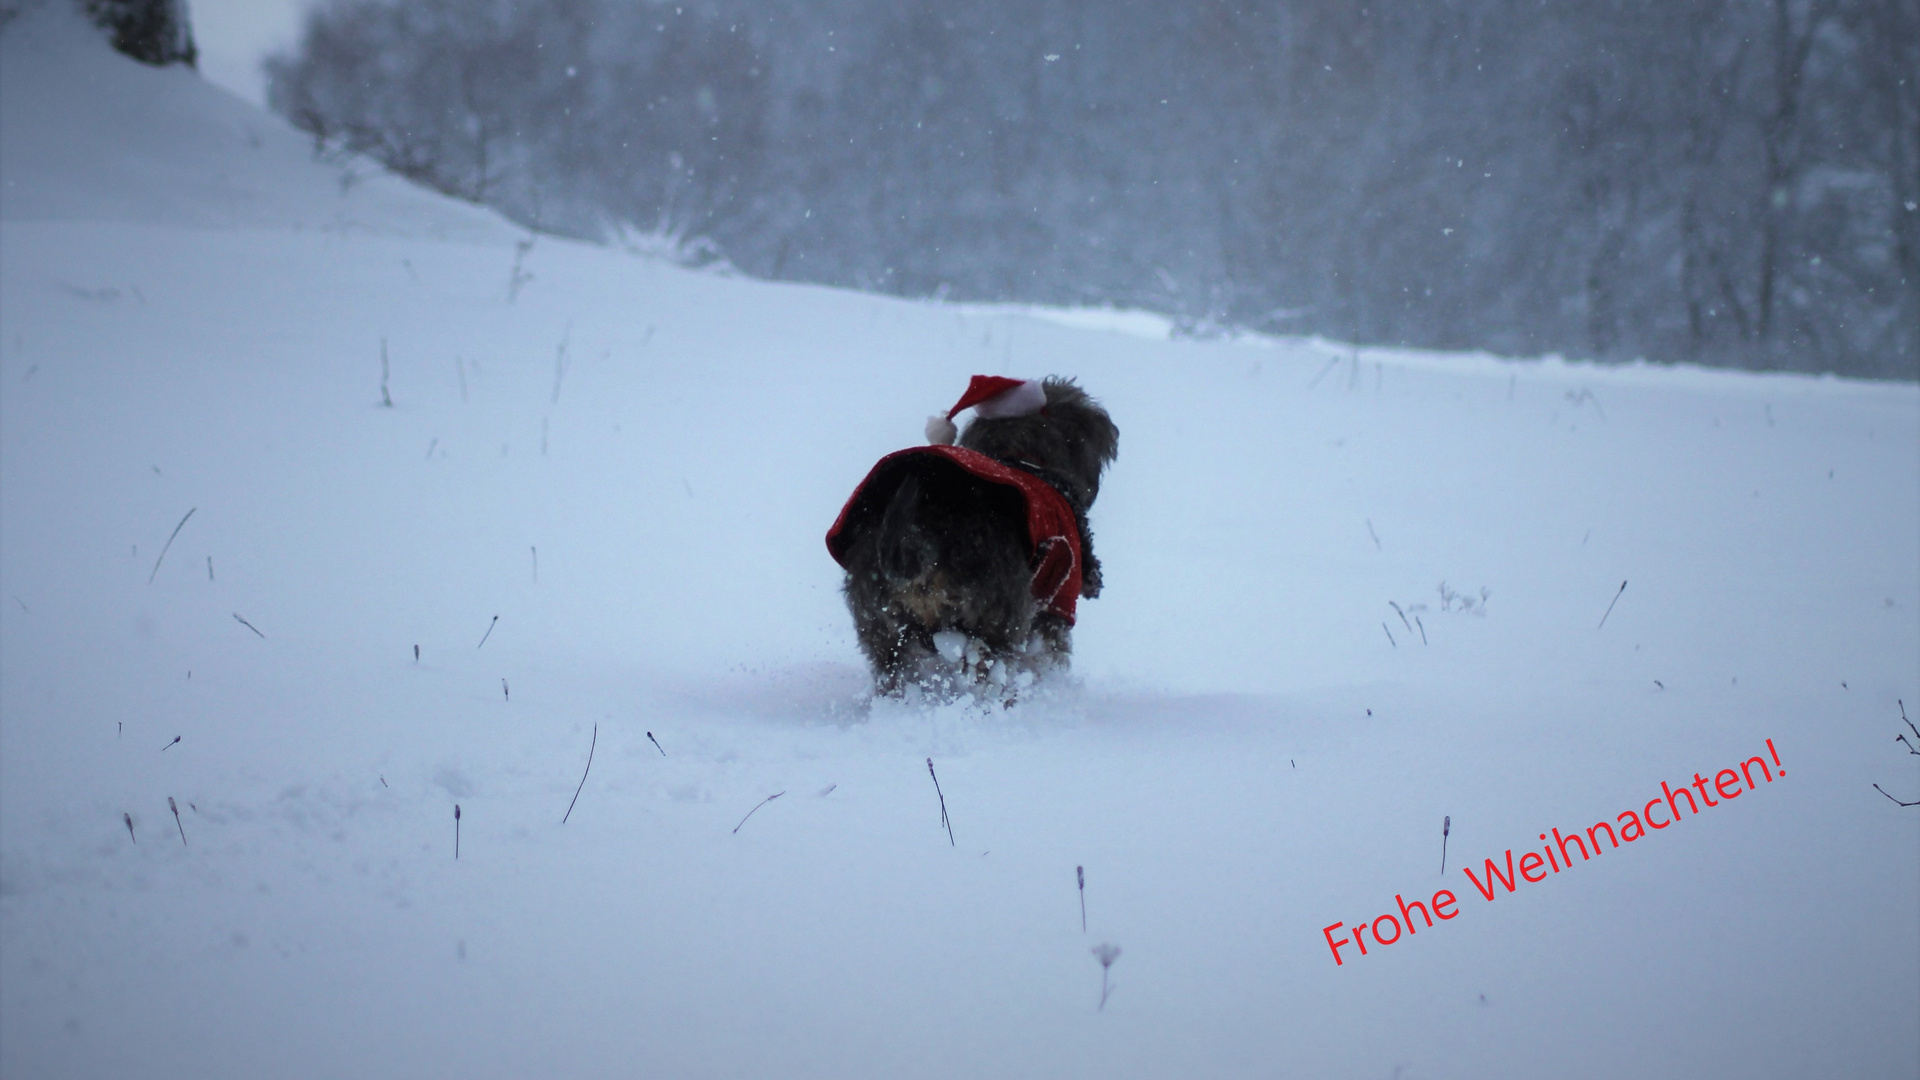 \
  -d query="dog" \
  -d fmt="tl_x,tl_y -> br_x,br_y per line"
826,376 -> 1118,697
